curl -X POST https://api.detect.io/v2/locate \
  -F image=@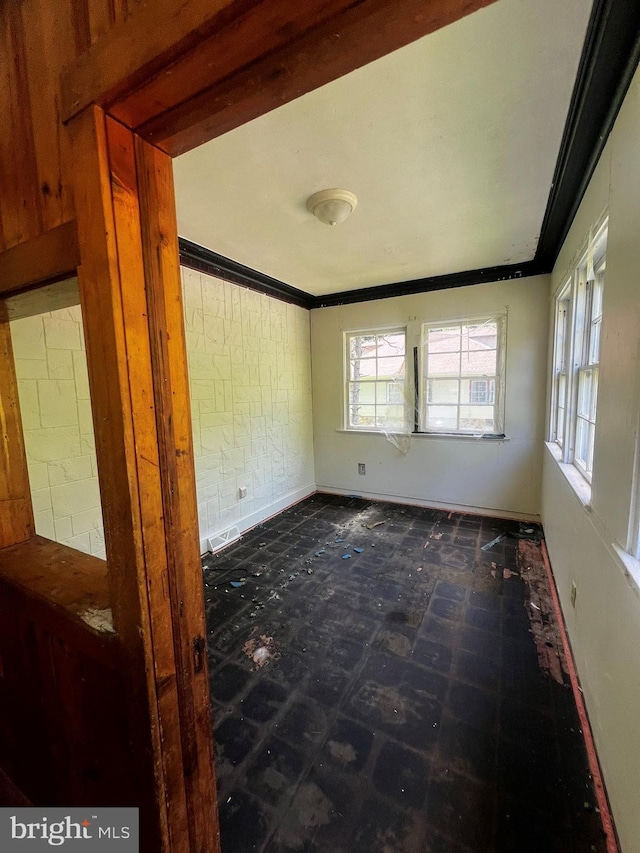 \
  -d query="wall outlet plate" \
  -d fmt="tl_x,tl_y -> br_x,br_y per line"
238,486 -> 248,499
358,463 -> 366,475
